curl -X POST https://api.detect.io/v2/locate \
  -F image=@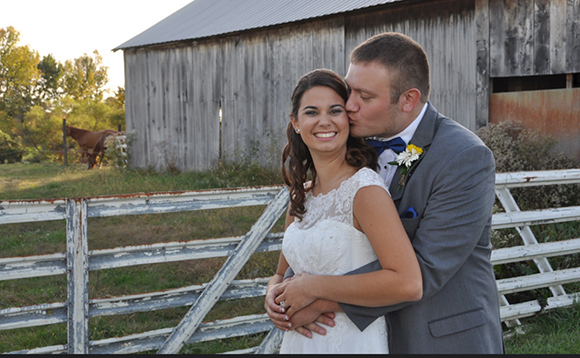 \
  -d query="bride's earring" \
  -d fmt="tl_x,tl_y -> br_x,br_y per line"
295,128 -> 300,133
